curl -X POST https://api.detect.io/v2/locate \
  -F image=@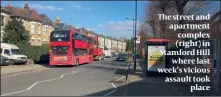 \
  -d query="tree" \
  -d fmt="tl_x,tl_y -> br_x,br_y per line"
125,39 -> 132,52
3,19 -> 30,45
